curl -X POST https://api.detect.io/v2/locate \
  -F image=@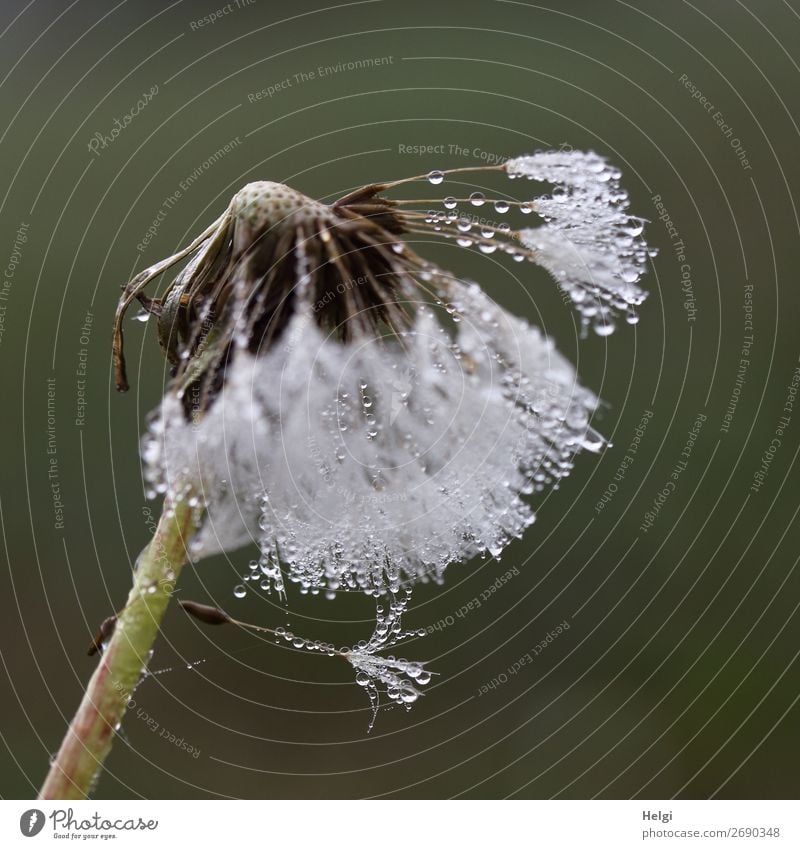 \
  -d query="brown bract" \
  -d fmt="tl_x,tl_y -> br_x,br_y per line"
112,180 -> 437,417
